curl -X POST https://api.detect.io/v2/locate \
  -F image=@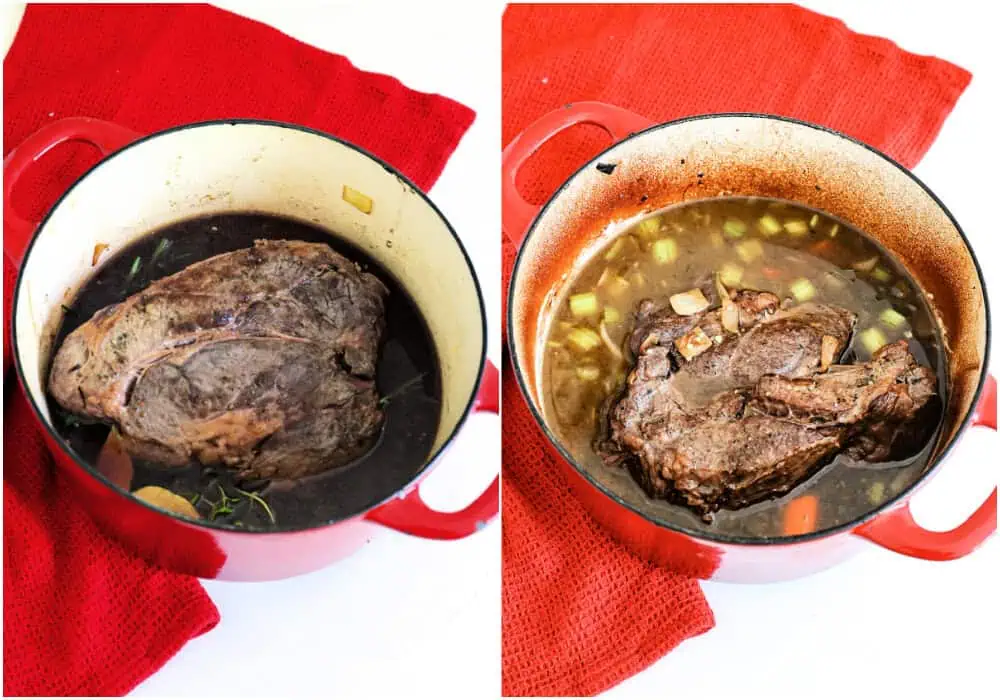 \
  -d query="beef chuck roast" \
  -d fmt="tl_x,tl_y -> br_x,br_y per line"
49,239 -> 388,480
599,288 -> 936,517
